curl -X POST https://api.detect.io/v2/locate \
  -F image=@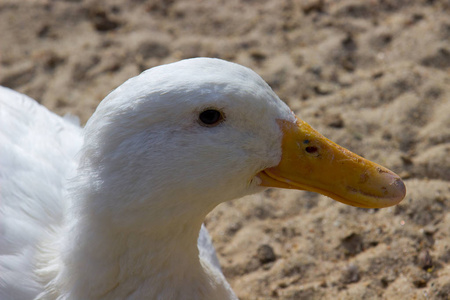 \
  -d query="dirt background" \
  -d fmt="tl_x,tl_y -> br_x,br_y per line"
1,0 -> 449,299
